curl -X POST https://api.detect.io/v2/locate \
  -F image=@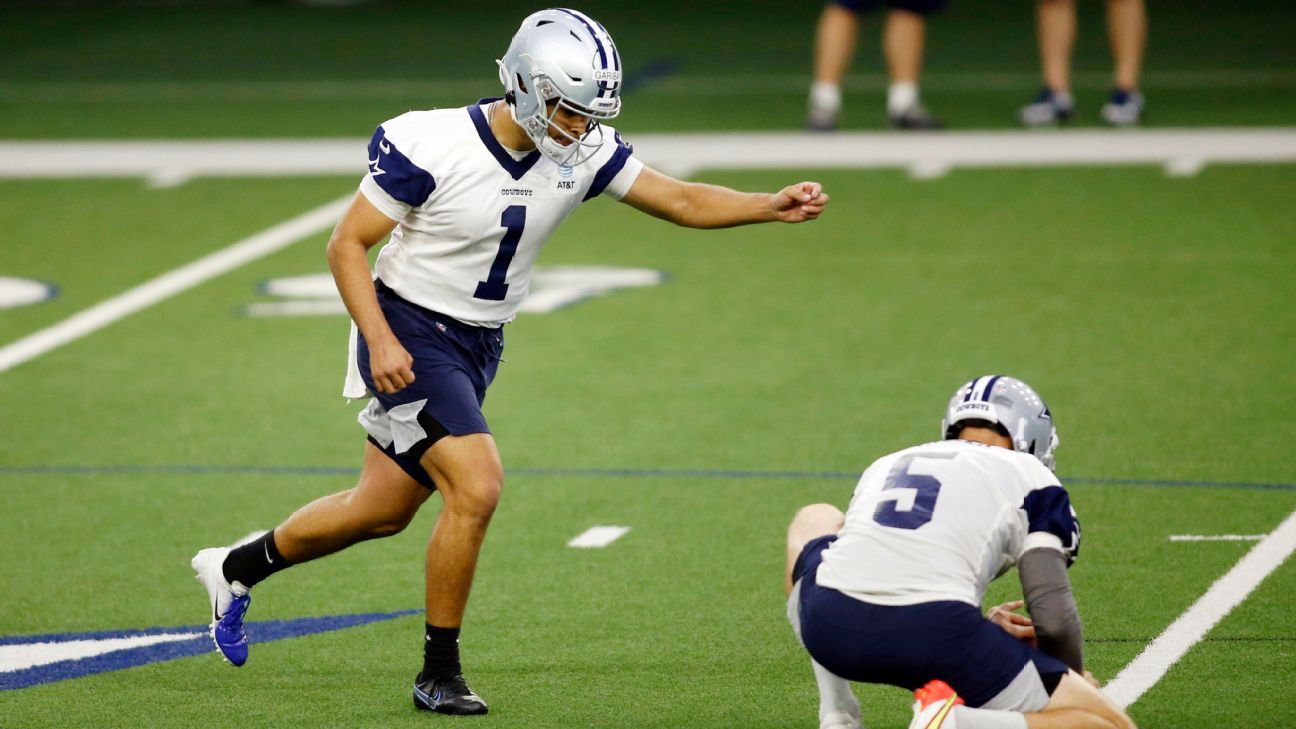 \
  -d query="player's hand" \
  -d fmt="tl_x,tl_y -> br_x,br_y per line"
987,600 -> 1037,647
773,181 -> 829,223
368,336 -> 415,394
